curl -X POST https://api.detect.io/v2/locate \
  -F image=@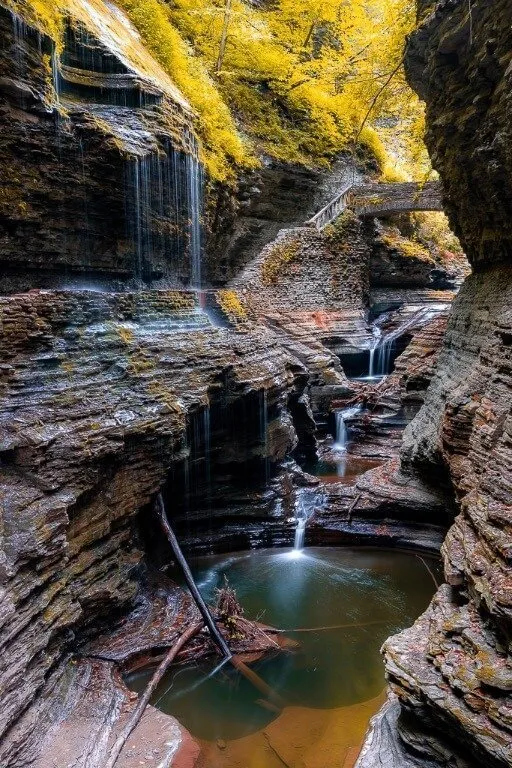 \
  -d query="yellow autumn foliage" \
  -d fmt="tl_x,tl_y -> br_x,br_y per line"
14,0 -> 430,181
